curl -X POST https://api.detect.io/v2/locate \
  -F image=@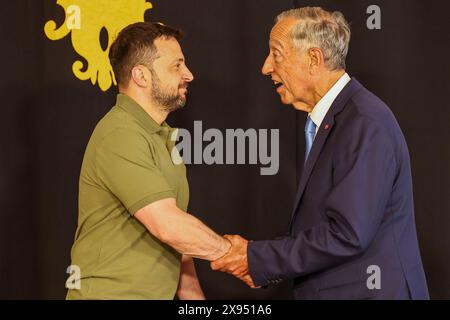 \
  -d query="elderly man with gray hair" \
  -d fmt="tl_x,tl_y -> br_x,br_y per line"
211,7 -> 429,300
